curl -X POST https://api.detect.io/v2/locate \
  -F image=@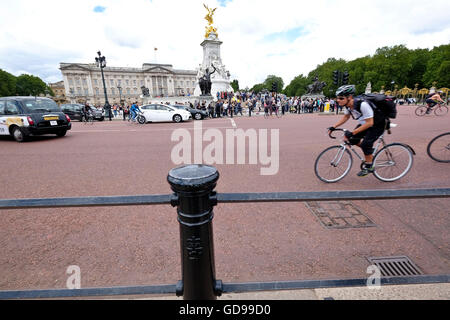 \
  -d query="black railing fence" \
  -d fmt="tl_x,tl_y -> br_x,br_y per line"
0,165 -> 449,299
